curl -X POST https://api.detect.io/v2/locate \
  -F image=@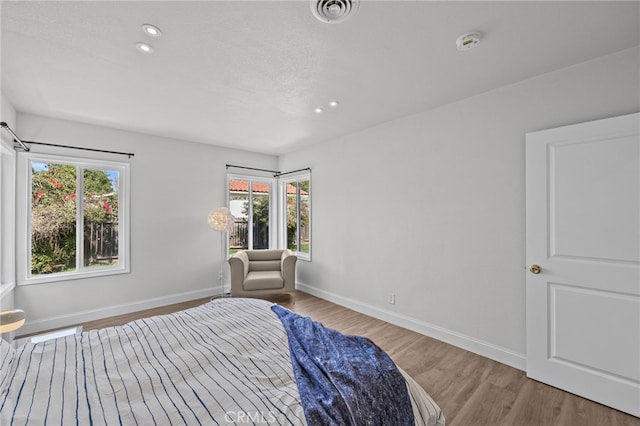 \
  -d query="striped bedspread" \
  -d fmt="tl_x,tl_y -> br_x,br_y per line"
0,298 -> 444,425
